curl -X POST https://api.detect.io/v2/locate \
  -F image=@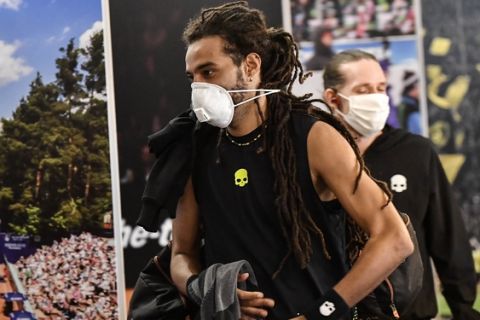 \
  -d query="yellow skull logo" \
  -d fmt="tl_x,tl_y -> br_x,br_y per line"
234,168 -> 248,187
